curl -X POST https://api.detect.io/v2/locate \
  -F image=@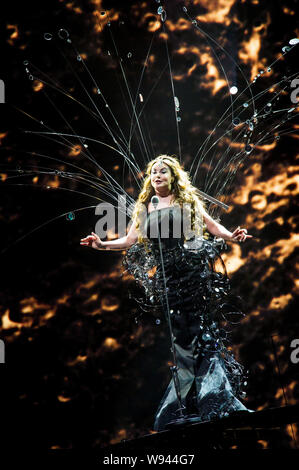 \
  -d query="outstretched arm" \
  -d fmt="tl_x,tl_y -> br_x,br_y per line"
202,209 -> 253,243
80,220 -> 138,250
